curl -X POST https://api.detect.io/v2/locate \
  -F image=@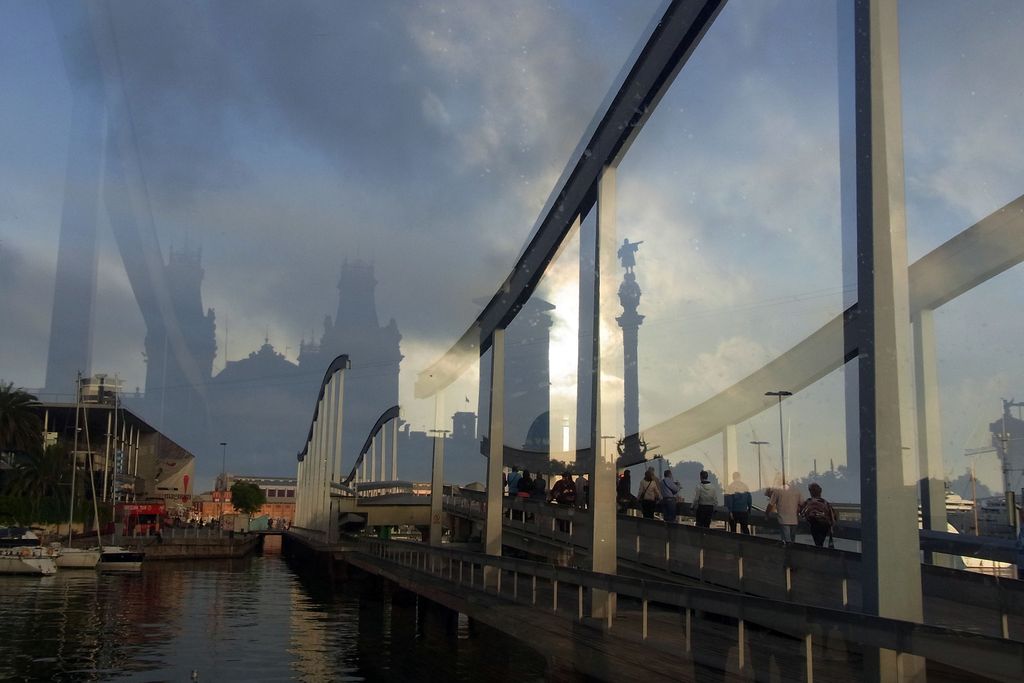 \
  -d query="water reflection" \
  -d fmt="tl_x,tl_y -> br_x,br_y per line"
0,555 -> 546,682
